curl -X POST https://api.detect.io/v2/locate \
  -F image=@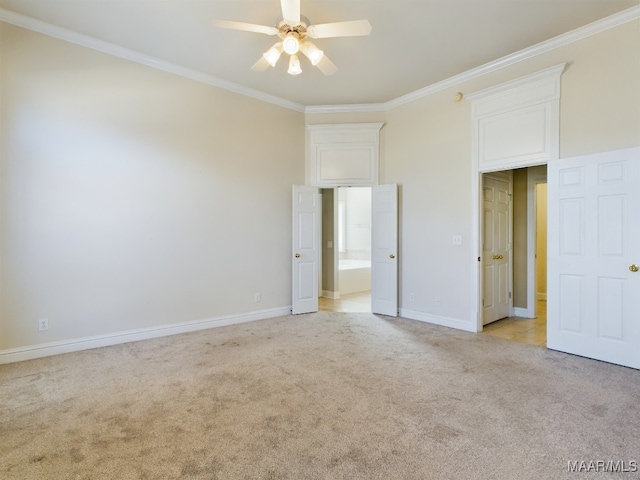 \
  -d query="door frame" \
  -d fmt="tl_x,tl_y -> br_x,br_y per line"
311,182 -> 398,315
473,164 -> 546,332
524,169 -> 547,319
